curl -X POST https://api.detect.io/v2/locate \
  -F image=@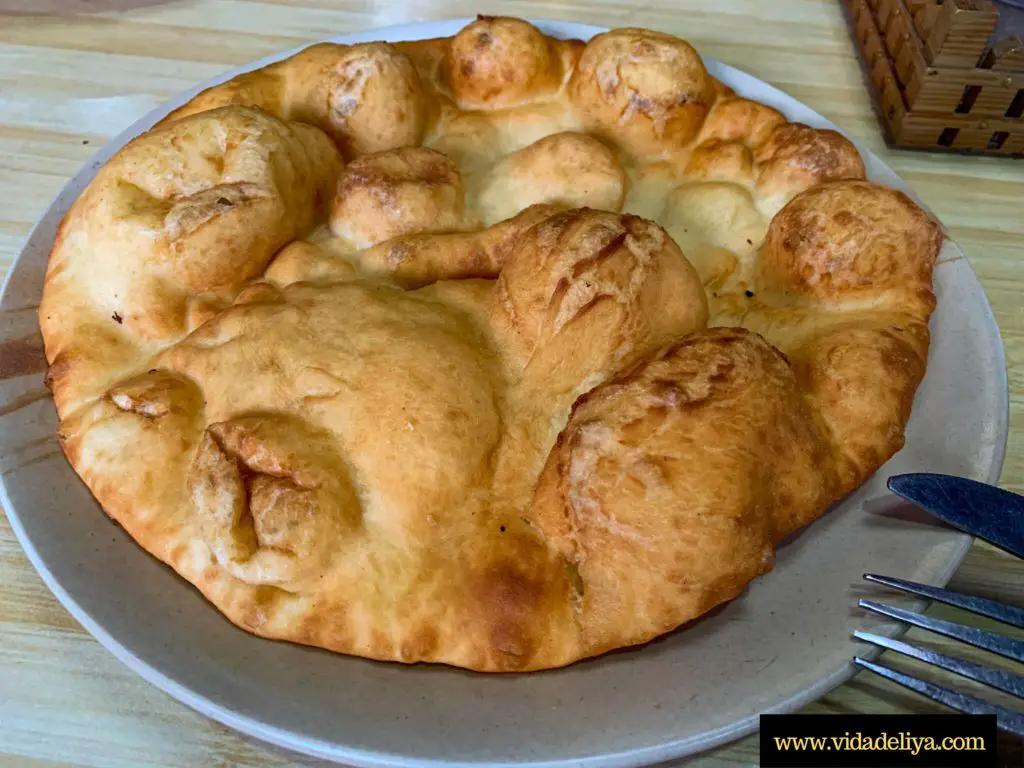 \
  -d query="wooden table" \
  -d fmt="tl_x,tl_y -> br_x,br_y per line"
0,1 -> 1021,765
